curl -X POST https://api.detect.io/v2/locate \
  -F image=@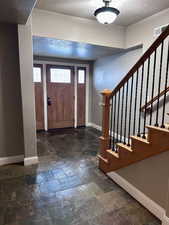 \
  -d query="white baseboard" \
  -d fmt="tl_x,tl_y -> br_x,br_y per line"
162,215 -> 169,225
24,156 -> 39,166
0,155 -> 39,167
0,155 -> 24,166
108,171 -> 165,221
87,122 -> 128,143
87,122 -> 102,131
